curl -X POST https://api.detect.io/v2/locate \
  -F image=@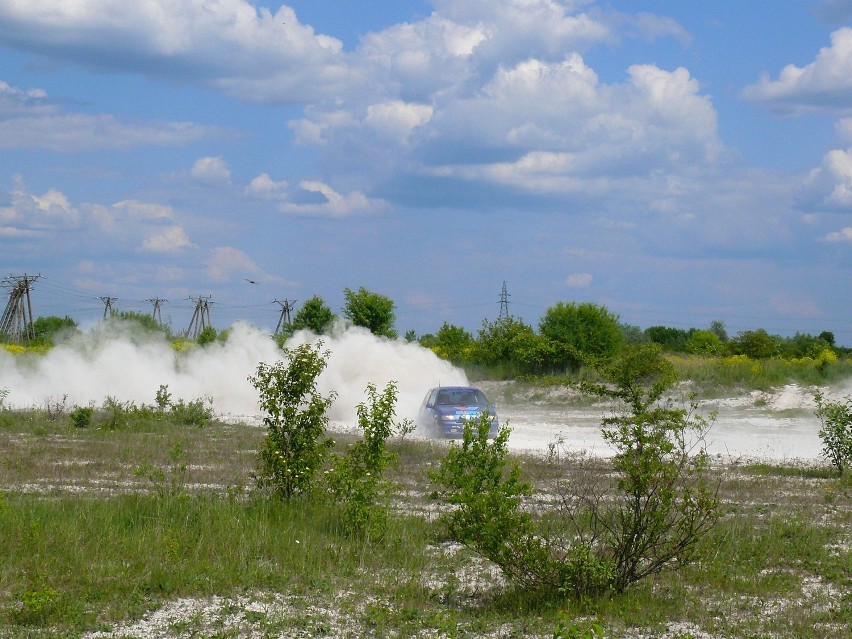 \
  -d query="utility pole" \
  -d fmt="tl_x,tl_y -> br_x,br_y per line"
147,298 -> 167,324
0,273 -> 41,342
99,296 -> 117,319
185,296 -> 212,339
273,298 -> 297,335
498,281 -> 511,320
